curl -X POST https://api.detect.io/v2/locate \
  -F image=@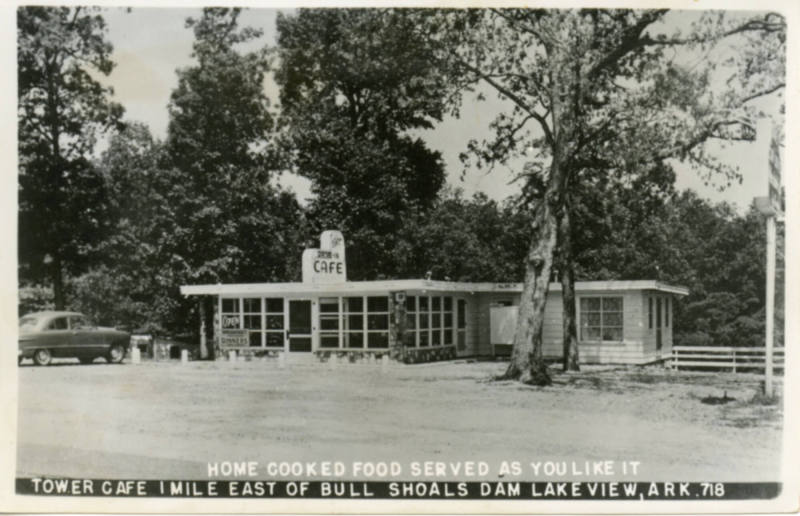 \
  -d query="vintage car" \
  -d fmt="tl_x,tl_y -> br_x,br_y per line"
18,311 -> 130,366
